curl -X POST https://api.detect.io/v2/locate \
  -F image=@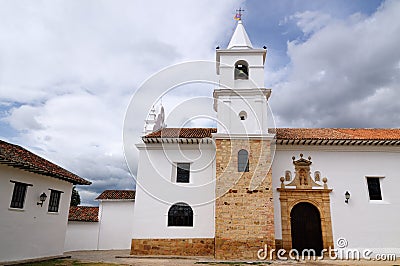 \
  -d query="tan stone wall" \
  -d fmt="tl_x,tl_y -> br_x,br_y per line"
130,238 -> 214,256
215,138 -> 275,260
